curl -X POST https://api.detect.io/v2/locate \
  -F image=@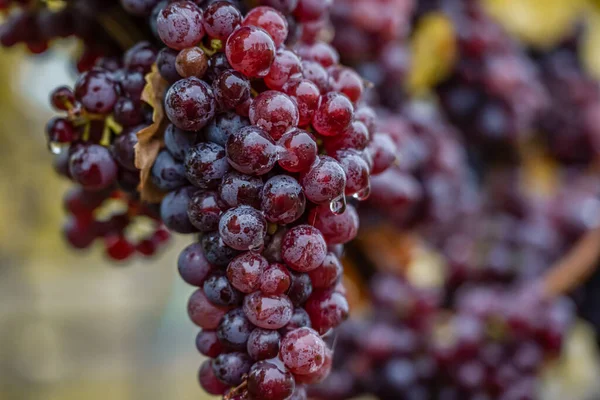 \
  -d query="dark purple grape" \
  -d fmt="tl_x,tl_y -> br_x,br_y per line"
287,271 -> 313,306
74,69 -> 119,114
160,186 -> 198,234
212,352 -> 252,386
247,360 -> 295,400
204,271 -> 243,307
196,330 -> 224,357
157,47 -> 182,83
124,41 -> 157,73
201,231 -> 241,267
213,69 -> 251,110
205,111 -> 249,147
164,124 -> 198,161
69,144 -> 118,191
279,307 -> 312,336
165,77 -> 217,131
216,308 -> 254,350
188,191 -> 222,231
178,242 -> 214,286
219,171 -> 264,209
226,125 -> 278,176
185,142 -> 229,188
151,150 -> 188,191
247,328 -> 281,360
